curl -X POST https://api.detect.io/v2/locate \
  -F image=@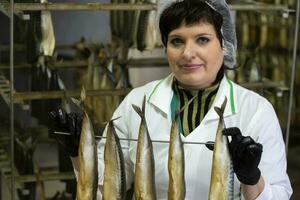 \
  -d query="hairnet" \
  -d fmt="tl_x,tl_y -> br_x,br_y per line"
156,0 -> 237,68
